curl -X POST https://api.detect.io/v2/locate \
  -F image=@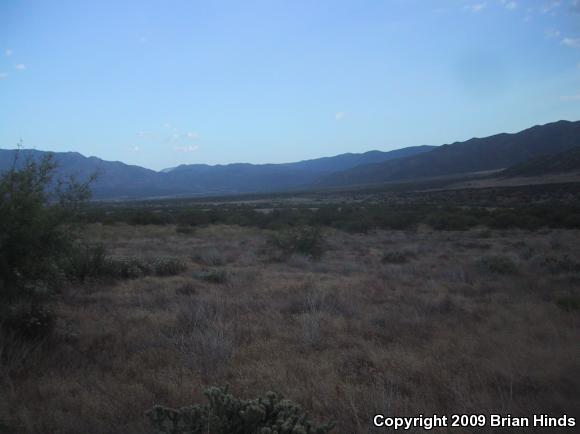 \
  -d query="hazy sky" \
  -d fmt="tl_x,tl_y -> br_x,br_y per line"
1,0 -> 579,170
